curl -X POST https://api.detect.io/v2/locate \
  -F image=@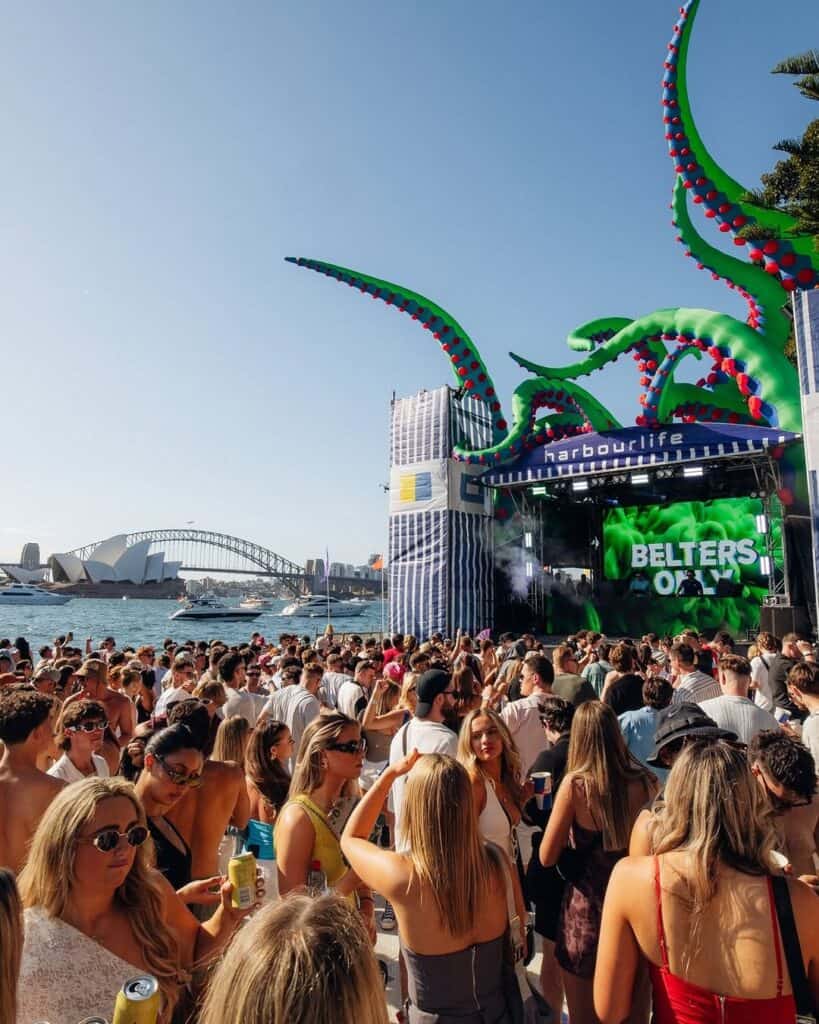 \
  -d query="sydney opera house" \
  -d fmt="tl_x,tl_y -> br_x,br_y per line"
0,536 -> 185,598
